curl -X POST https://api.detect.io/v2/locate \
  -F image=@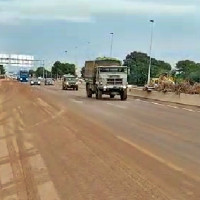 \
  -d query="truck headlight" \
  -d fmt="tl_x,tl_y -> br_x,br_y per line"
38,81 -> 41,84
103,86 -> 107,90
20,78 -> 22,80
123,85 -> 127,89
31,81 -> 34,84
